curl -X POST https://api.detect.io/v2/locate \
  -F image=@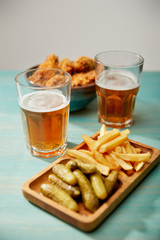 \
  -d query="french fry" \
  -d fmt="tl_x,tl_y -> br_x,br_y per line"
105,154 -> 121,170
67,149 -> 110,176
99,134 -> 128,153
130,145 -> 137,154
67,149 -> 95,162
110,151 -> 133,170
125,159 -> 134,175
94,150 -> 115,169
132,162 -> 144,171
79,149 -> 94,156
122,142 -> 134,175
124,142 -> 144,171
114,146 -> 122,153
94,129 -> 120,151
130,144 -> 144,171
121,145 -> 127,154
94,150 -> 108,165
120,129 -> 130,135
134,148 -> 141,153
81,135 -> 95,152
99,124 -> 107,138
119,170 -> 128,177
124,141 -> 133,154
115,141 -> 134,173
67,125 -> 150,178
115,151 -> 151,162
